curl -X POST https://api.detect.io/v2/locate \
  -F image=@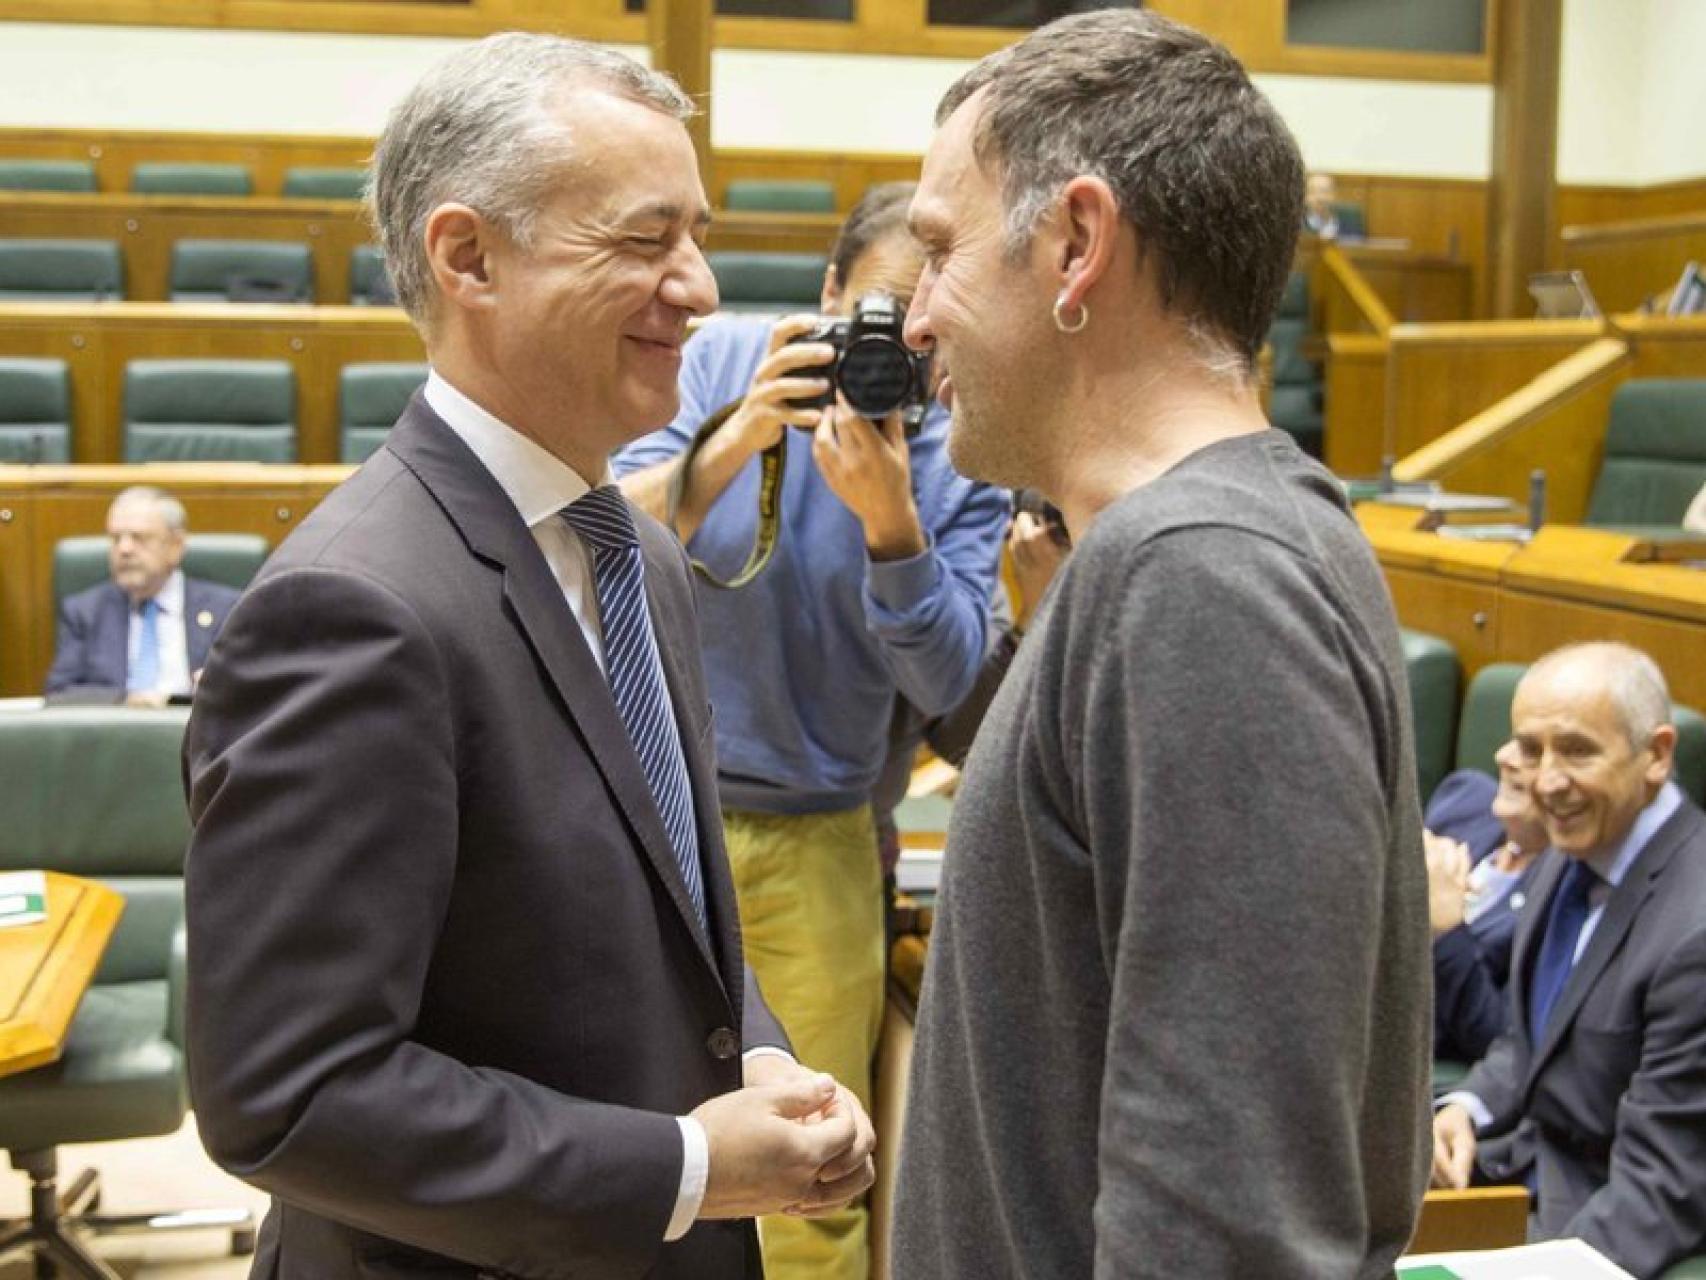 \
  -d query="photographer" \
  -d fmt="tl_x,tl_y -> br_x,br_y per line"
615,181 -> 1006,1280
